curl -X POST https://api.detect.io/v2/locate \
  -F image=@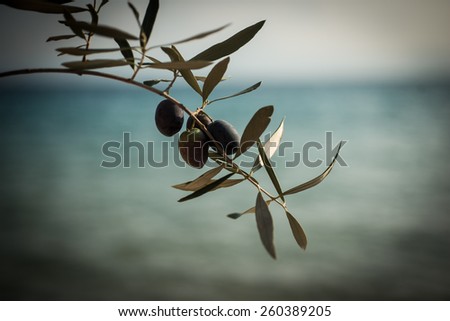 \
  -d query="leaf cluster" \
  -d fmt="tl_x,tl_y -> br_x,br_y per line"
174,107 -> 343,258
0,0 -> 343,259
